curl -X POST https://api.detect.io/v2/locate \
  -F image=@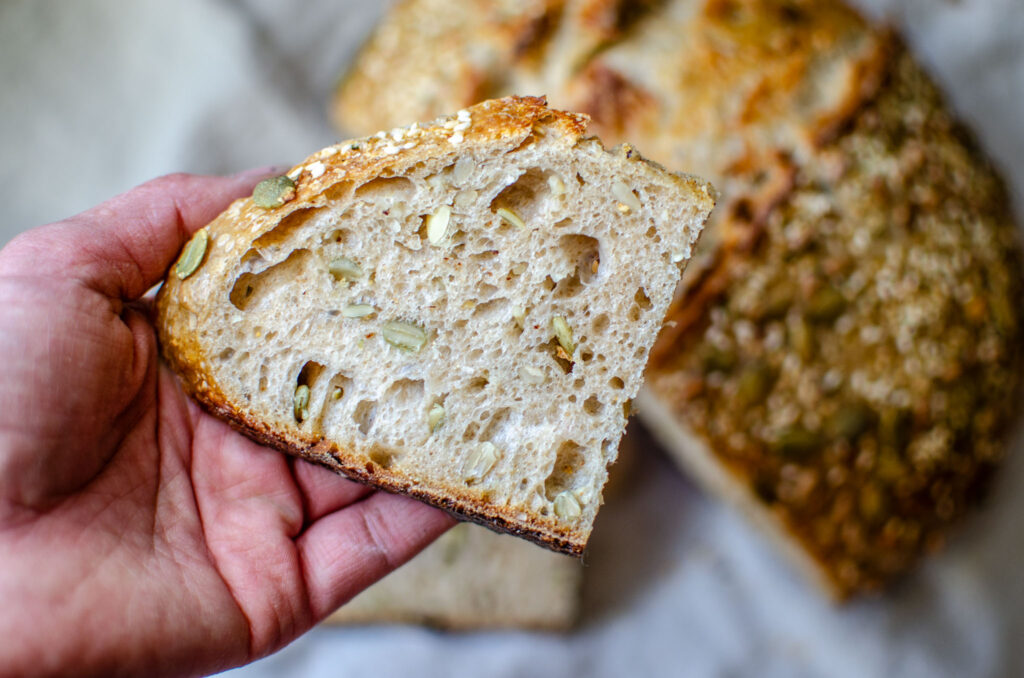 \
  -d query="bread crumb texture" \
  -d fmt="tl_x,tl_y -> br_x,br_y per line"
158,96 -> 714,554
